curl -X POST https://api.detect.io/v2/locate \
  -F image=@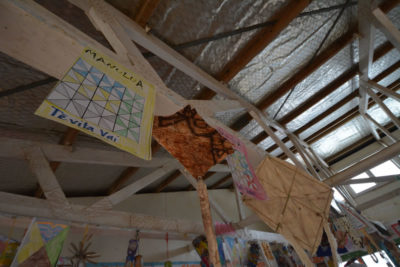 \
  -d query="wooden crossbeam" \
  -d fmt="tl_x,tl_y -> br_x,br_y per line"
0,191 -> 204,234
357,187 -> 400,210
25,147 -> 70,209
90,165 -> 177,210
373,7 -> 400,52
210,174 -> 232,189
264,50 -> 398,154
340,175 -> 400,184
230,28 -> 357,131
